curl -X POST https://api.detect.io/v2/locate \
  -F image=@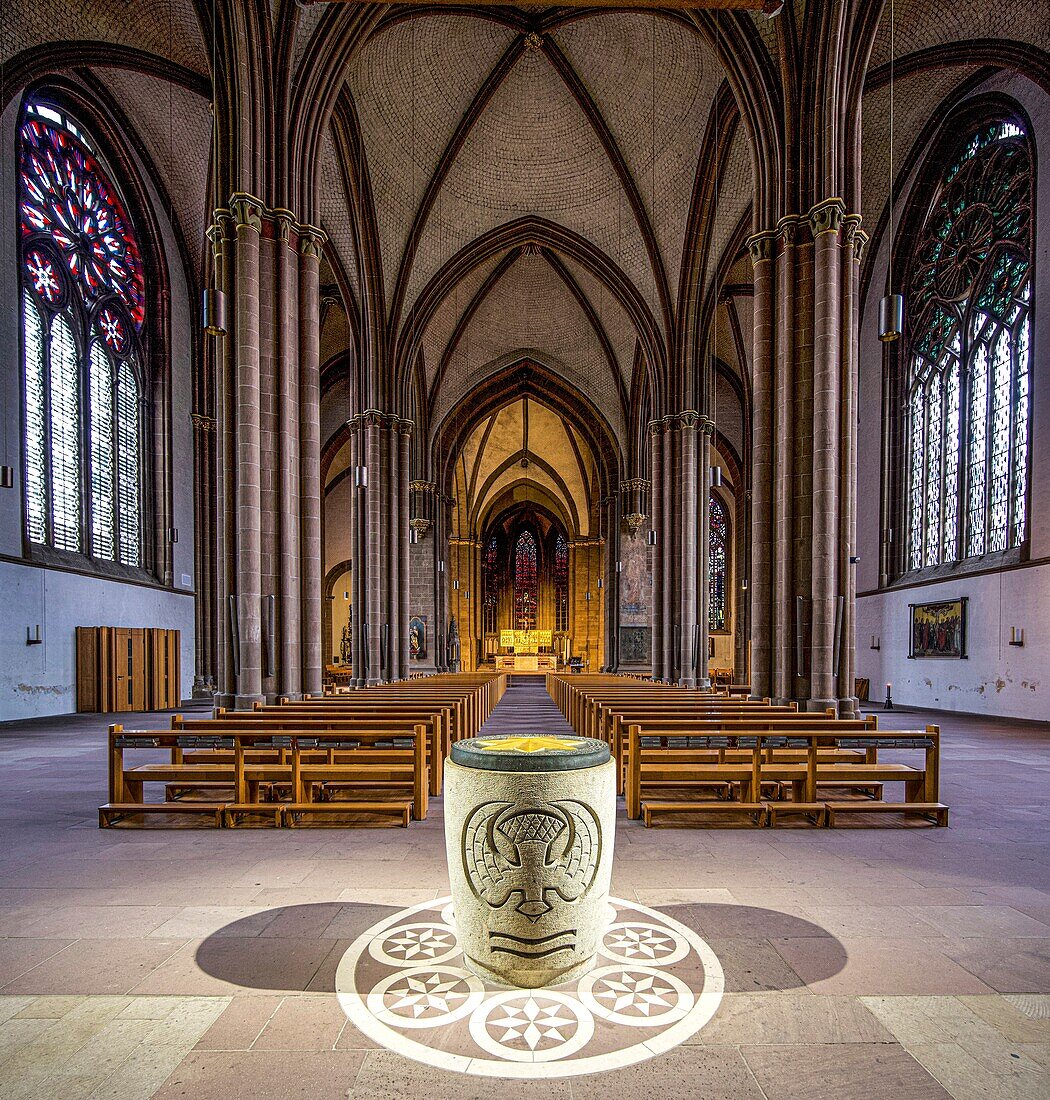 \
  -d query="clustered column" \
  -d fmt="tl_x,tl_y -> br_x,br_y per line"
649,412 -> 708,686
210,195 -> 328,707
746,200 -> 866,713
346,411 -> 413,685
